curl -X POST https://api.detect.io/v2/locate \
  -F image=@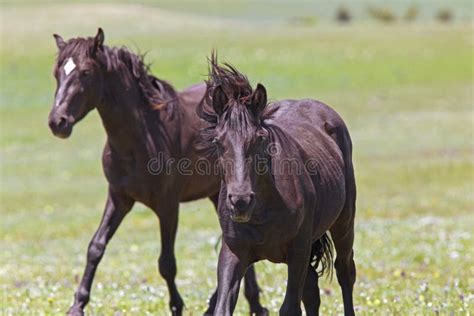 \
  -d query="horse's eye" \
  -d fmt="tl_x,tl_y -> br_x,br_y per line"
81,70 -> 91,77
256,134 -> 267,145
256,128 -> 268,143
